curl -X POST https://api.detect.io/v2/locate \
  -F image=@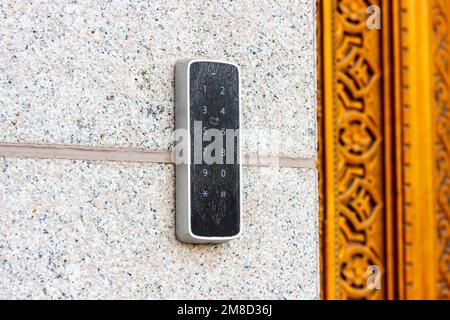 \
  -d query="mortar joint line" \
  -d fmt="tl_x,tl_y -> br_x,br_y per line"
0,142 -> 317,169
